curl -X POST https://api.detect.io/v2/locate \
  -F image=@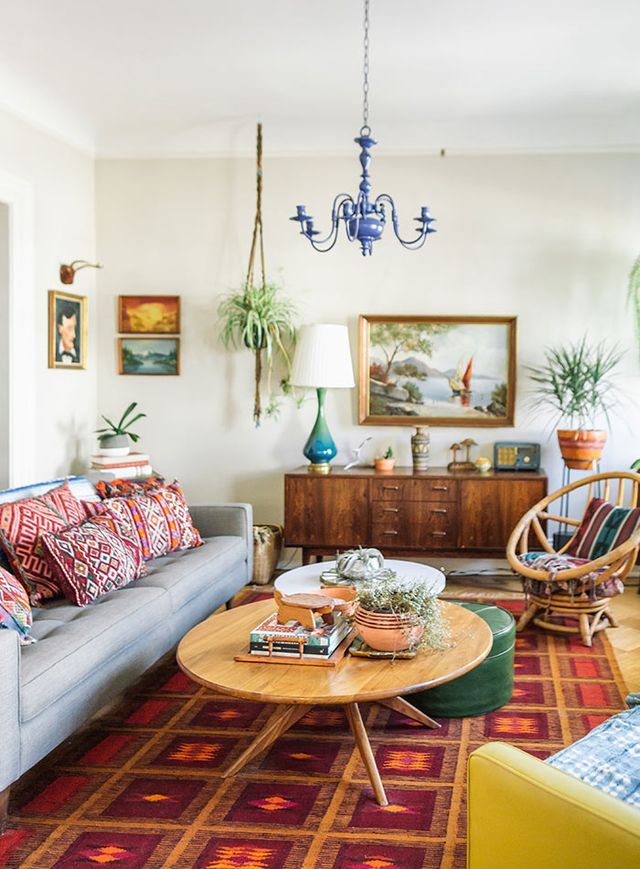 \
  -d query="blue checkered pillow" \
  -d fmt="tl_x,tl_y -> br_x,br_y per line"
546,705 -> 640,807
